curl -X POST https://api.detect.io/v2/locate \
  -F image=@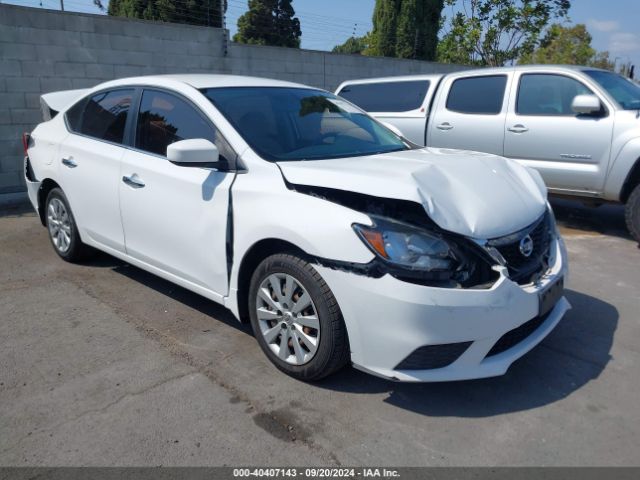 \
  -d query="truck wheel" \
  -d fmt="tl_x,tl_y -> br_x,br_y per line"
625,183 -> 640,242
248,254 -> 350,381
